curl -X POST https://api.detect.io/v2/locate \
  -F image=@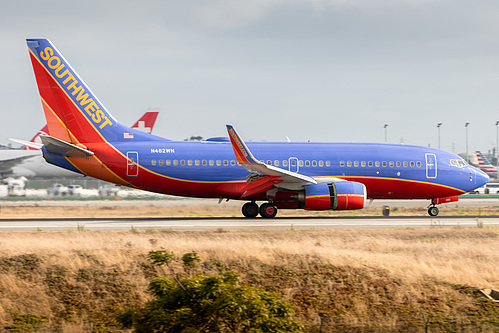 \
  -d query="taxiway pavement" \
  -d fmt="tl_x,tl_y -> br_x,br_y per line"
0,215 -> 497,231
